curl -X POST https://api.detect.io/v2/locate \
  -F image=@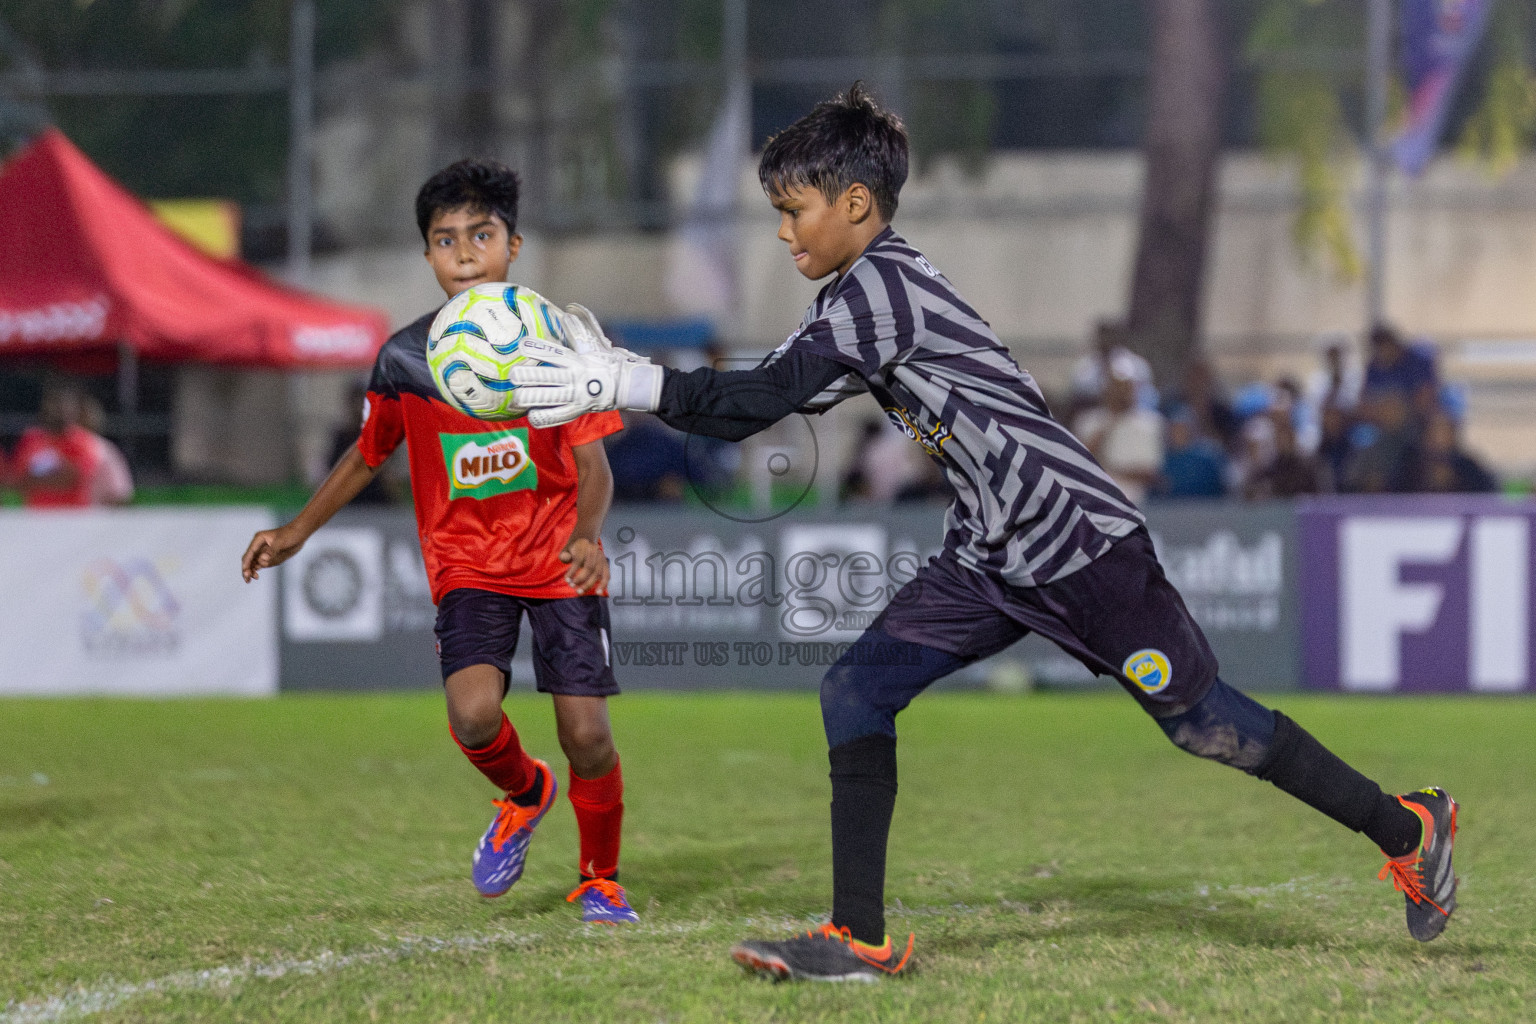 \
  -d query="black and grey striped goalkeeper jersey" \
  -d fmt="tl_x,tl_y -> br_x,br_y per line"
778,227 -> 1144,586
654,227 -> 1145,586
